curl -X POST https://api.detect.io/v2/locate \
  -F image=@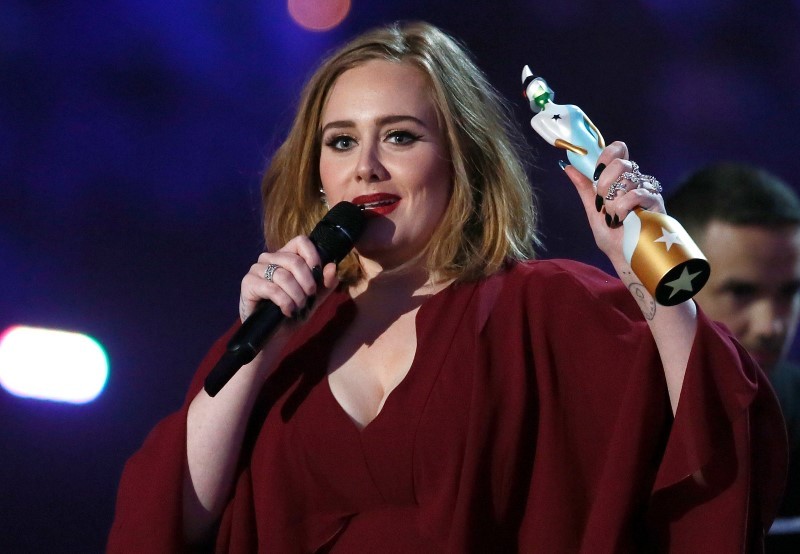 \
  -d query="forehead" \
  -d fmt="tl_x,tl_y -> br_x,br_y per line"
701,221 -> 800,283
321,59 -> 437,121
